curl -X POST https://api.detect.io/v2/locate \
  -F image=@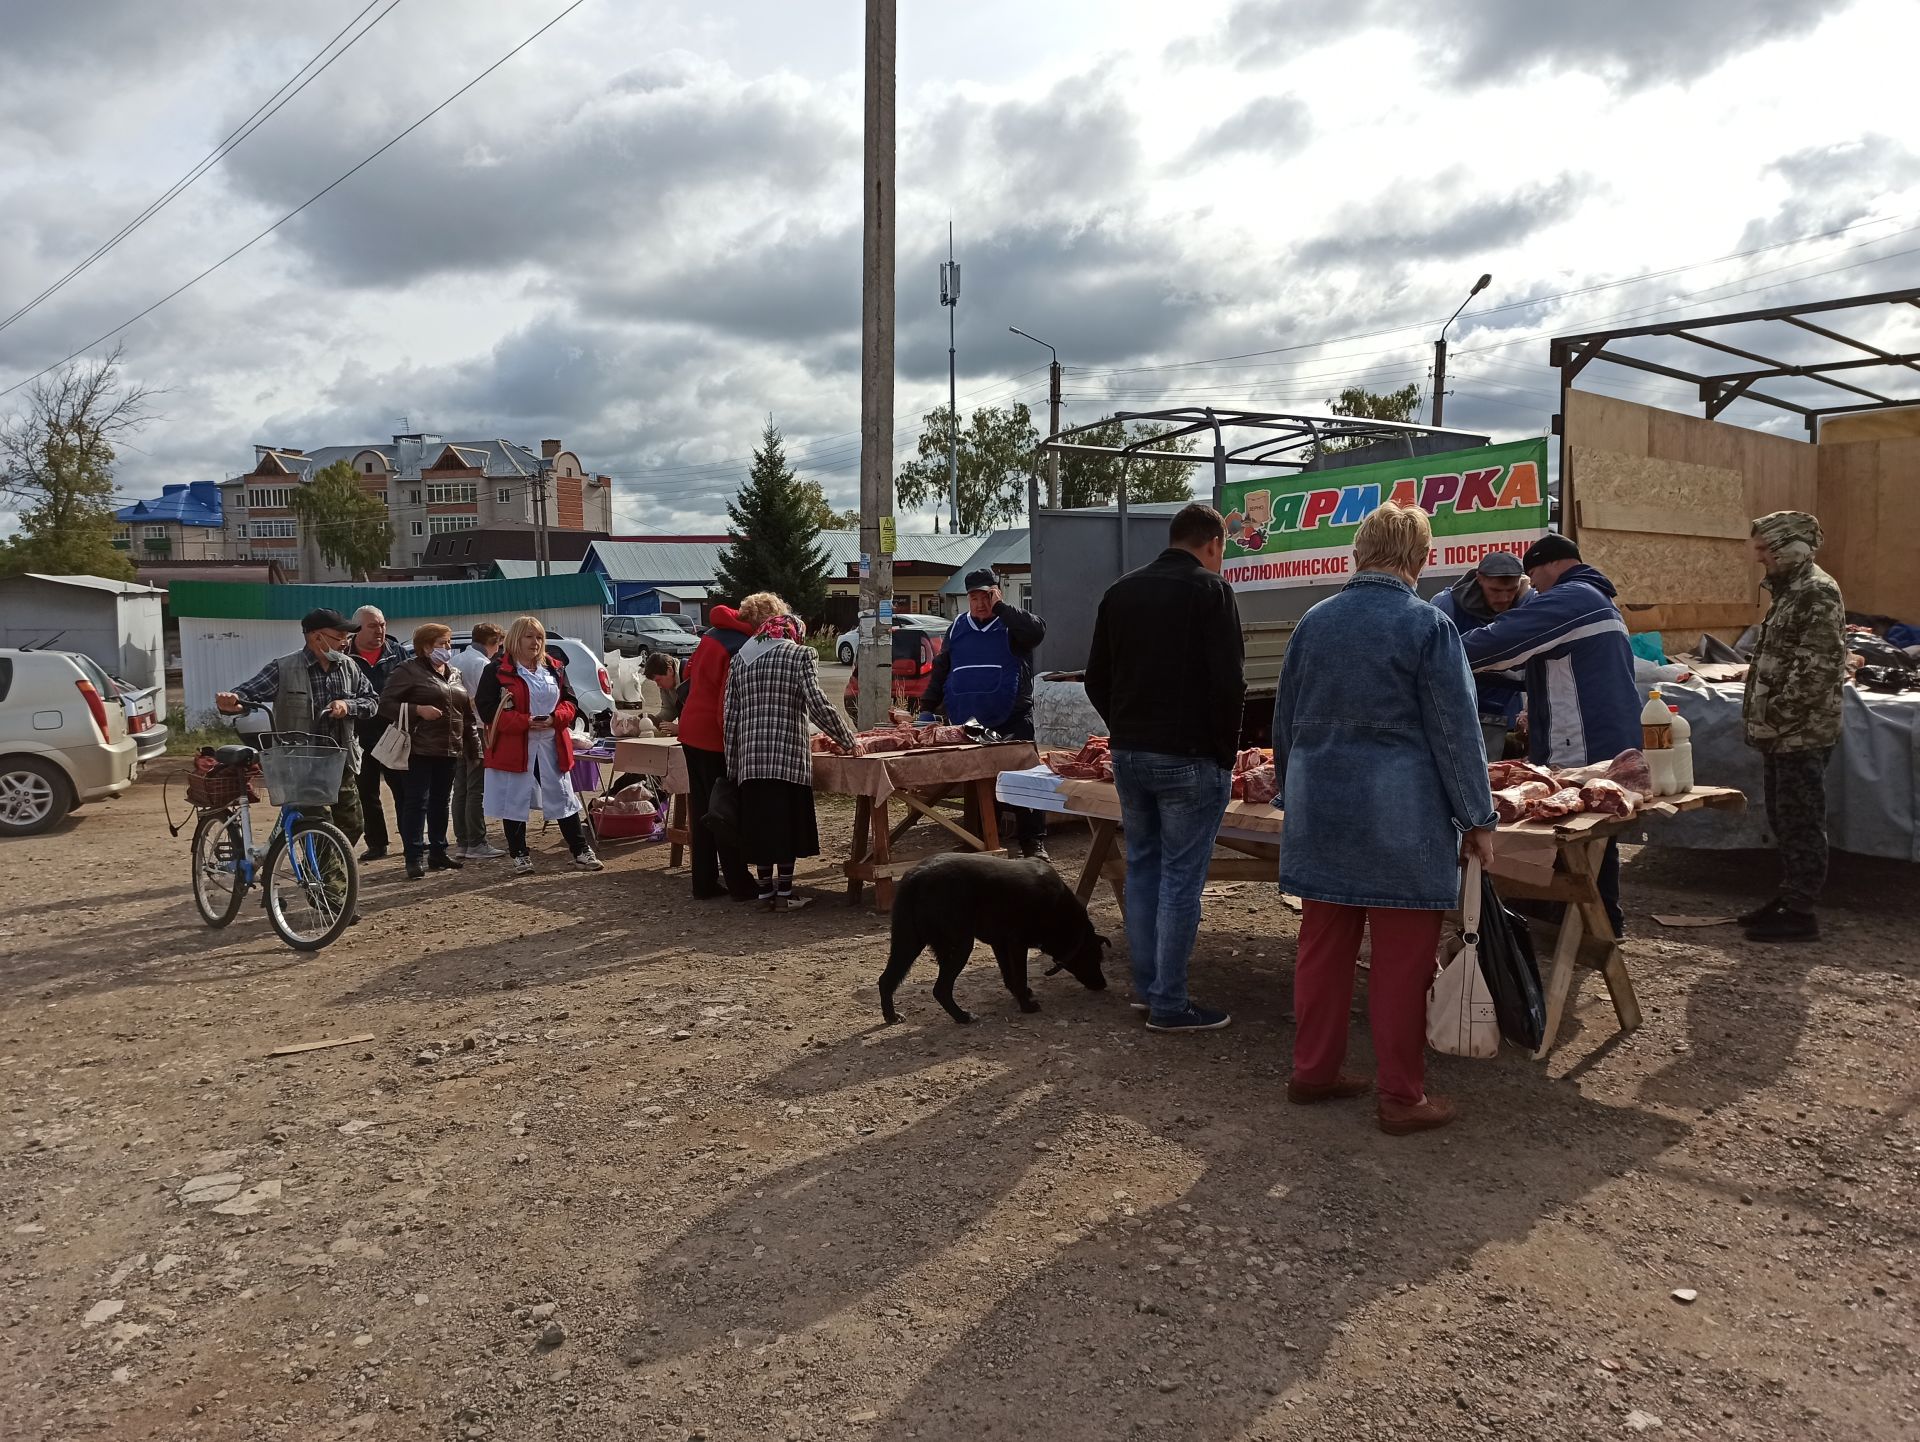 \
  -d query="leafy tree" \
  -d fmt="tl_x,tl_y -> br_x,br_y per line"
712,420 -> 832,622
796,476 -> 860,531
1323,383 -> 1424,451
896,402 -> 1039,533
1057,416 -> 1197,509
288,458 -> 394,580
0,346 -> 149,580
